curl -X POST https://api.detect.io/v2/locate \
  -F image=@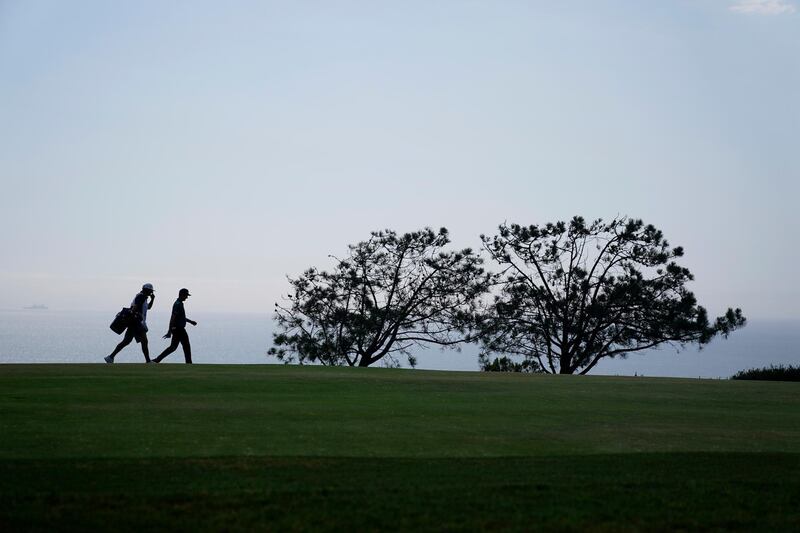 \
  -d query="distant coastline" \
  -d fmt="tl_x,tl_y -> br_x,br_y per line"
23,305 -> 48,310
